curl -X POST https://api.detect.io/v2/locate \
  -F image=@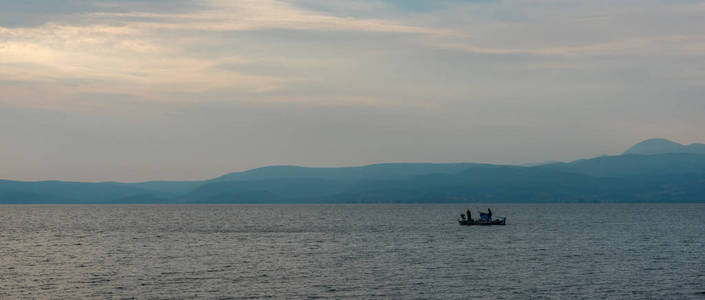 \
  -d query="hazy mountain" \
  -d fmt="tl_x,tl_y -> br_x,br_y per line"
179,178 -> 351,203
328,166 -> 605,203
540,153 -> 705,177
211,163 -> 492,182
132,181 -> 204,197
0,180 -> 152,203
318,164 -> 705,203
520,161 -> 563,167
1,139 -> 704,203
174,152 -> 705,203
0,180 -> 200,203
624,138 -> 705,155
